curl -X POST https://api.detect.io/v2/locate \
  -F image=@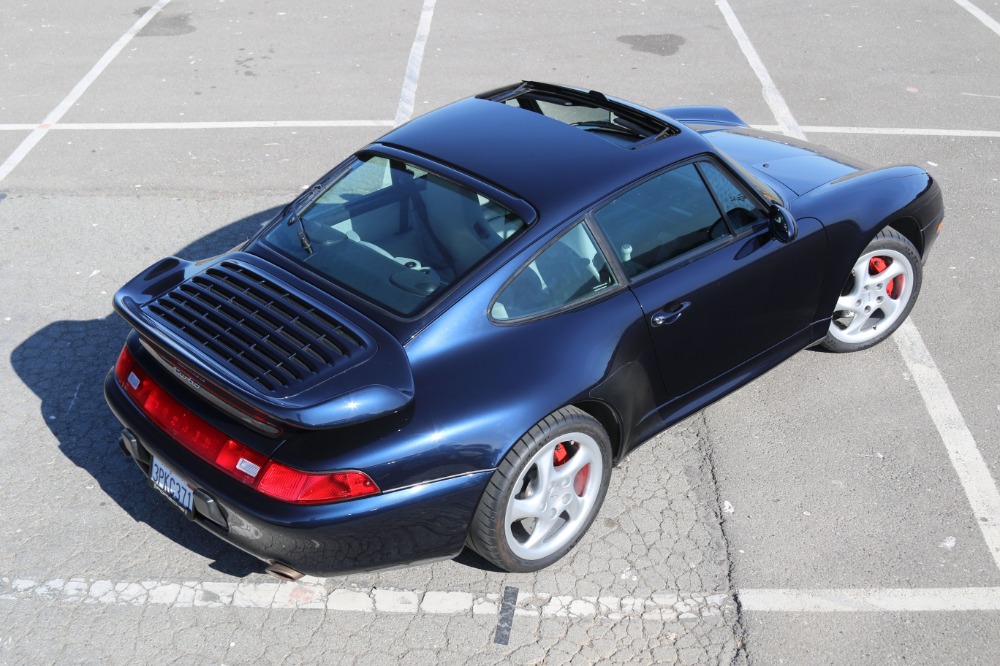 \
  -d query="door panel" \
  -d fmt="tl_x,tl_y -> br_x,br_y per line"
632,218 -> 826,397
590,157 -> 828,399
